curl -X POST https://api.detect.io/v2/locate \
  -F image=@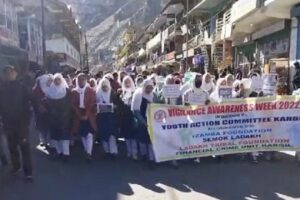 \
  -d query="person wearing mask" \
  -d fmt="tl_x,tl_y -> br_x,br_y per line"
131,79 -> 156,168
118,76 -> 137,159
0,65 -> 33,181
47,74 -> 71,162
32,74 -> 53,147
96,78 -> 119,158
71,73 -> 97,162
202,73 -> 215,94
